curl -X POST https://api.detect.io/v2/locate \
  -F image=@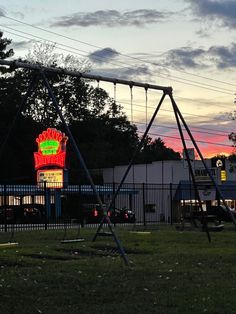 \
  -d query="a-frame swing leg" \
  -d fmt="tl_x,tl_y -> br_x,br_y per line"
40,71 -> 129,264
93,92 -> 168,242
169,94 -> 211,242
169,93 -> 236,227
